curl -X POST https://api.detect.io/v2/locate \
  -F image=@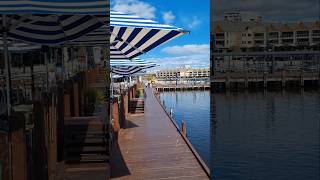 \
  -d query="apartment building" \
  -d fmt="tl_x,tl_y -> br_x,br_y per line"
213,15 -> 320,52
212,13 -> 320,73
